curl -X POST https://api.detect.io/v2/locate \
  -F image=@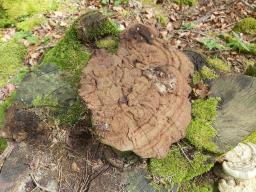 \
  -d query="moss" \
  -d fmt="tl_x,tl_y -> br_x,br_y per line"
58,99 -> 86,125
149,146 -> 213,185
233,17 -> 256,35
156,14 -> 169,27
192,71 -> 202,85
86,19 -> 120,41
191,98 -> 220,121
2,0 -> 59,19
186,97 -> 220,152
244,131 -> 256,144
200,66 -> 219,80
245,64 -> 256,77
42,25 -> 91,86
96,36 -> 118,52
182,182 -> 214,192
0,138 -> 7,153
0,92 -> 16,128
186,119 -> 217,152
32,95 -> 58,107
0,40 -> 27,87
175,0 -> 198,6
16,14 -> 46,31
207,58 -> 230,72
